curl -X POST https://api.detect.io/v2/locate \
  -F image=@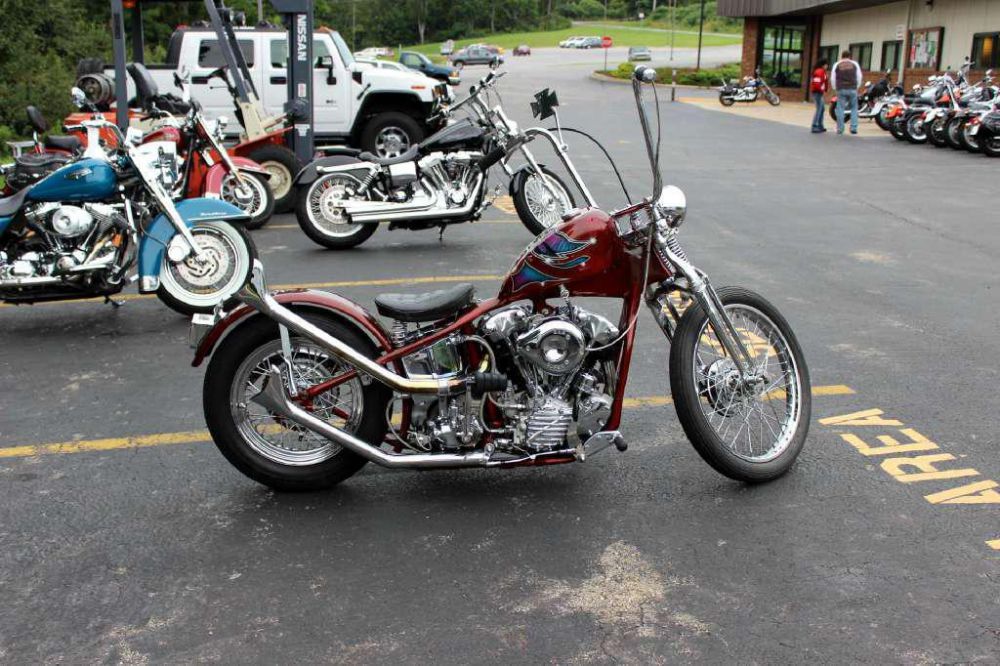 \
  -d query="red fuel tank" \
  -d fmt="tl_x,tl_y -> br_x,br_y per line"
499,208 -> 640,301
